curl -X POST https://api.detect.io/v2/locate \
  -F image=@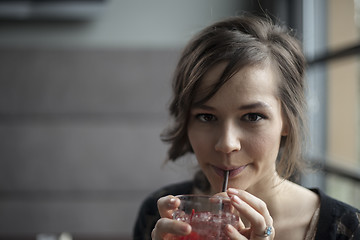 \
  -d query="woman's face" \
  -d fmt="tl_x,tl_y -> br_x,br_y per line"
187,63 -> 288,194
